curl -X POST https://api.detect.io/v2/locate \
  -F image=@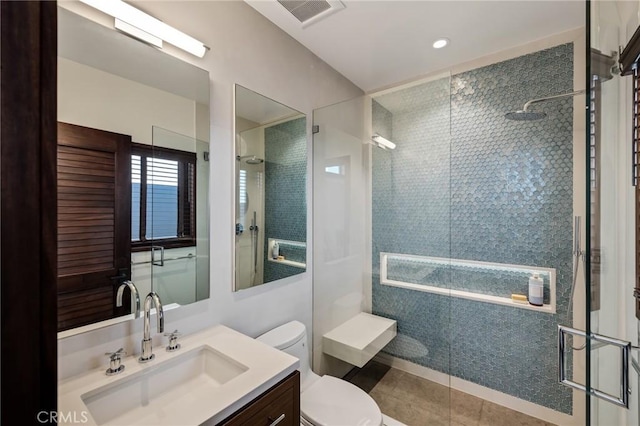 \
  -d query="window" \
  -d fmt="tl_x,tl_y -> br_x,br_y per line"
131,143 -> 196,250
